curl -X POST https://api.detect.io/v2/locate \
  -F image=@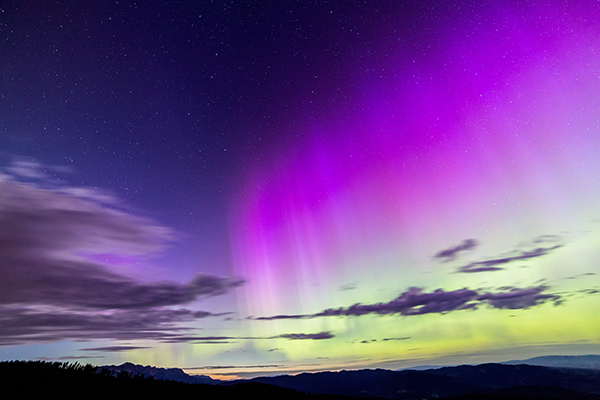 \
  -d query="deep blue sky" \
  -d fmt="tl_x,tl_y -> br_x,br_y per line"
2,1 -> 433,274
